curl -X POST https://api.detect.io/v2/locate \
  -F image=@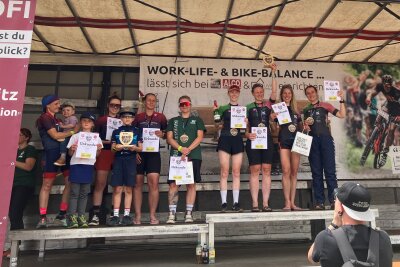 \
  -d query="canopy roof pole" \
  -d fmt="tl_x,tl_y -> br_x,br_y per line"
121,0 -> 140,56
33,26 -> 55,54
65,0 -> 98,54
255,0 -> 288,59
291,0 -> 340,61
216,0 -> 235,58
327,3 -> 387,61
